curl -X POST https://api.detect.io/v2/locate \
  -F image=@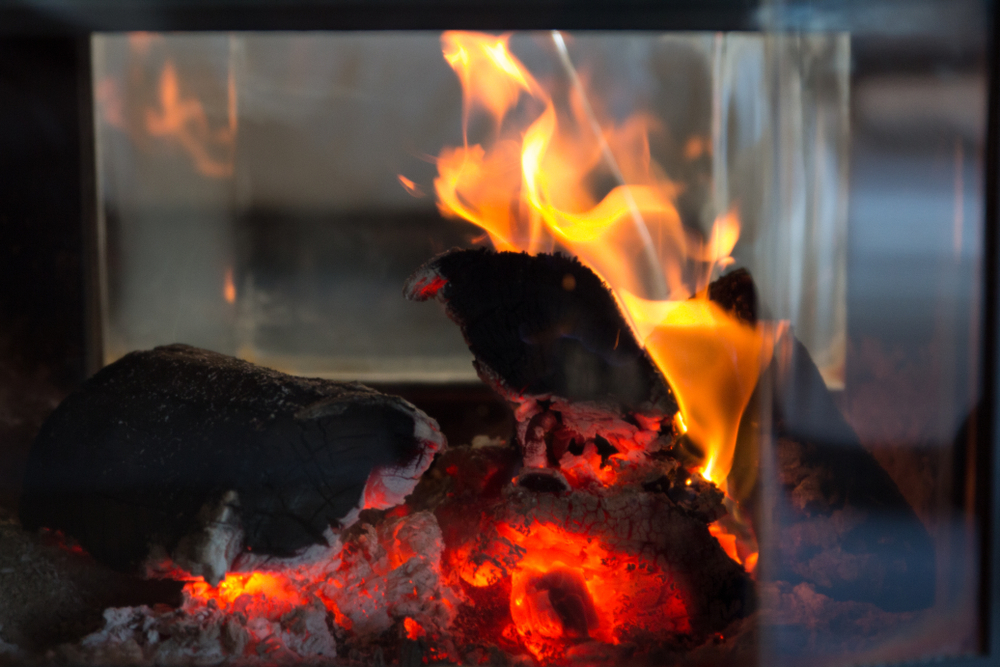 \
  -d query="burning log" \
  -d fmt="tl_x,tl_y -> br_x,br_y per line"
407,249 -> 755,660
406,249 -> 679,473
406,439 -> 751,663
18,344 -> 444,586
408,248 -> 935,616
